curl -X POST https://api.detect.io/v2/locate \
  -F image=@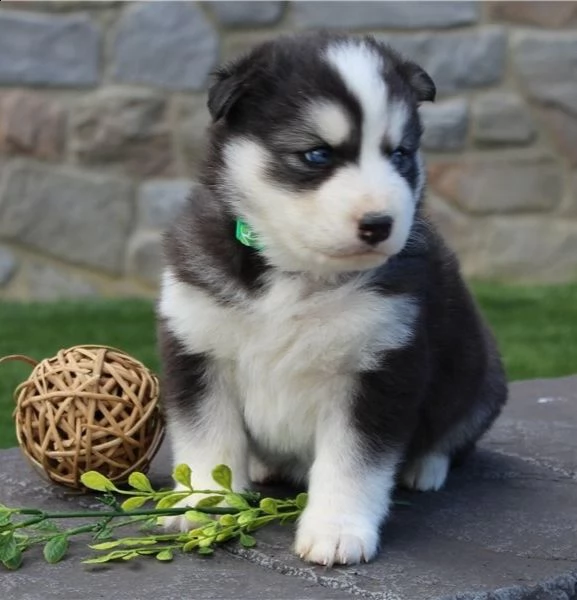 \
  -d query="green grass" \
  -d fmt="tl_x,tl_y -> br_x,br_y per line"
1,282 -> 577,448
